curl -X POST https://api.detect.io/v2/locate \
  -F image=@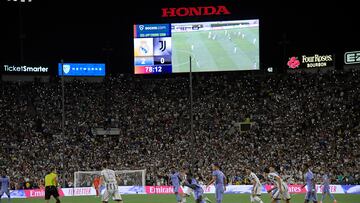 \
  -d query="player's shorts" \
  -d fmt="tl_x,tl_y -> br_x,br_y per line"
102,183 -> 122,202
183,186 -> 194,197
45,186 -> 59,200
272,184 -> 291,200
305,191 -> 318,201
173,185 -> 179,193
0,188 -> 10,197
252,184 -> 262,196
323,186 -> 330,193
